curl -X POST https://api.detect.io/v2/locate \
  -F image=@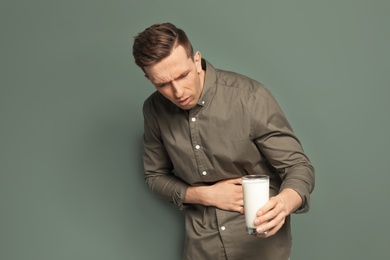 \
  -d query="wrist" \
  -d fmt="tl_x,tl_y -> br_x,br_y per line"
184,185 -> 210,206
276,188 -> 302,215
